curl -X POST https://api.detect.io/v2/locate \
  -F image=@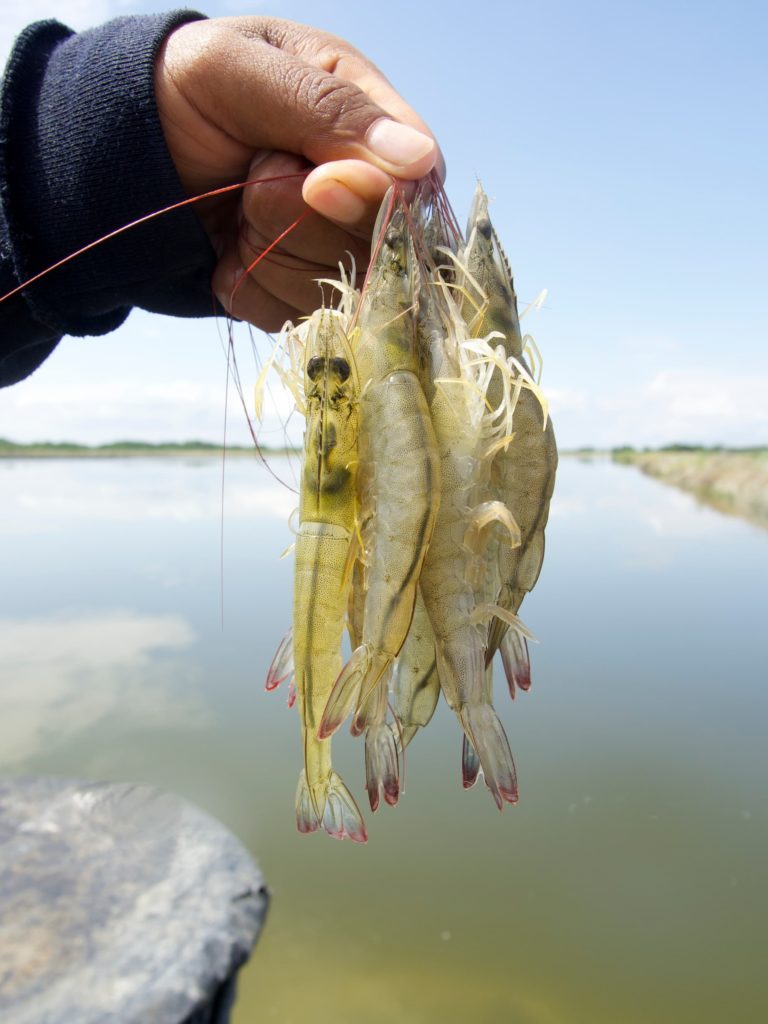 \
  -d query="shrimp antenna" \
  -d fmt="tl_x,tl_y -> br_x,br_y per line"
0,171 -> 311,304
228,209 -> 311,309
